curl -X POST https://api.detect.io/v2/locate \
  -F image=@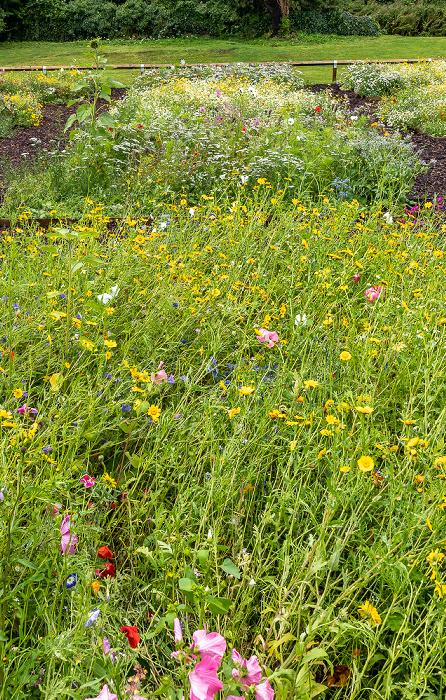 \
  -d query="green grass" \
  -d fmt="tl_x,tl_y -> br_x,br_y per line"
2,35 -> 446,85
